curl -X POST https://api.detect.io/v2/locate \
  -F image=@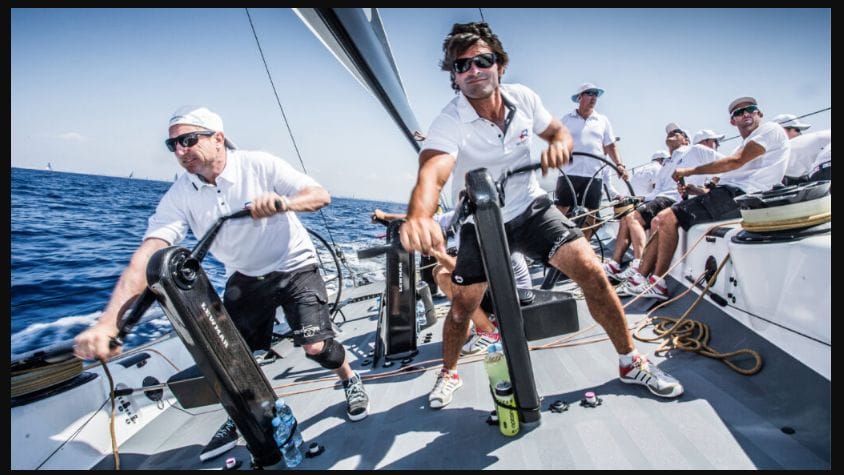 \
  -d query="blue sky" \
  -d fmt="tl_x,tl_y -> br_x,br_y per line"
11,8 -> 831,204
